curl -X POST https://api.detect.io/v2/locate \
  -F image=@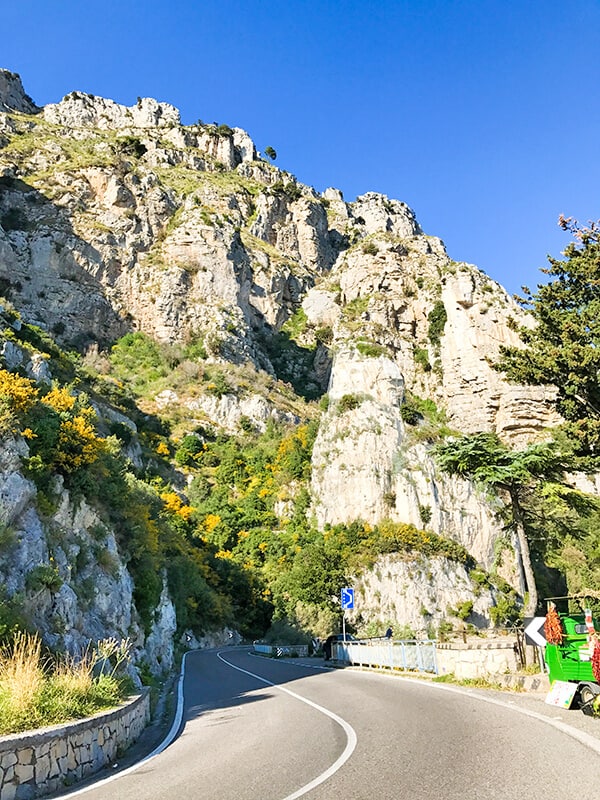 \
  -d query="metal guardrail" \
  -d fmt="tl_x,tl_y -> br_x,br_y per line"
253,643 -> 309,658
333,639 -> 438,674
